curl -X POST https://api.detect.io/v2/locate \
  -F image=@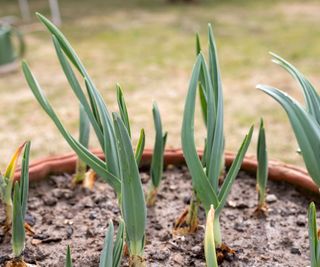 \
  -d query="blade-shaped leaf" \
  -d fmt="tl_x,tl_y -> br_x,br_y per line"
150,102 -> 166,188
270,52 -> 320,124
308,202 -> 318,267
207,24 -> 224,191
117,84 -> 131,138
113,219 -> 125,267
23,61 -> 121,193
4,142 -> 26,204
52,36 -> 104,147
216,126 -> 253,216
99,220 -> 114,267
204,205 -> 218,267
257,84 -> 320,188
257,119 -> 268,205
20,141 -> 31,220
135,129 -> 145,165
12,182 -> 25,257
66,245 -> 73,267
181,54 -> 219,212
113,113 -> 146,256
